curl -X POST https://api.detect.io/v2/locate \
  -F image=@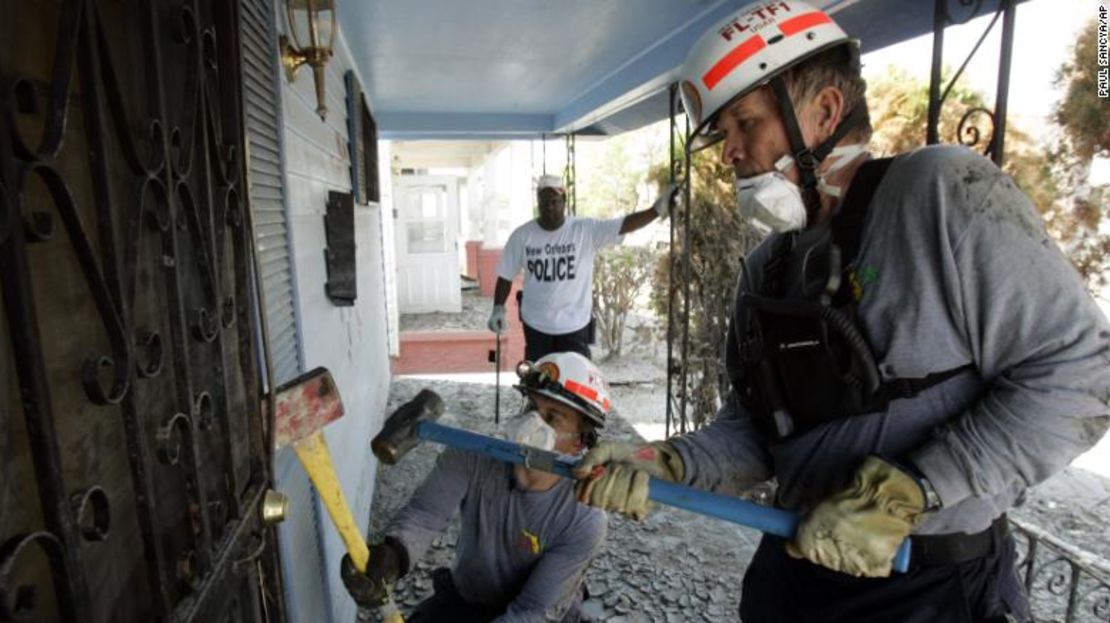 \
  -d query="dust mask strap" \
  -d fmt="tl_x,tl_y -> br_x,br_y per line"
816,144 -> 870,198
773,154 -> 795,174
